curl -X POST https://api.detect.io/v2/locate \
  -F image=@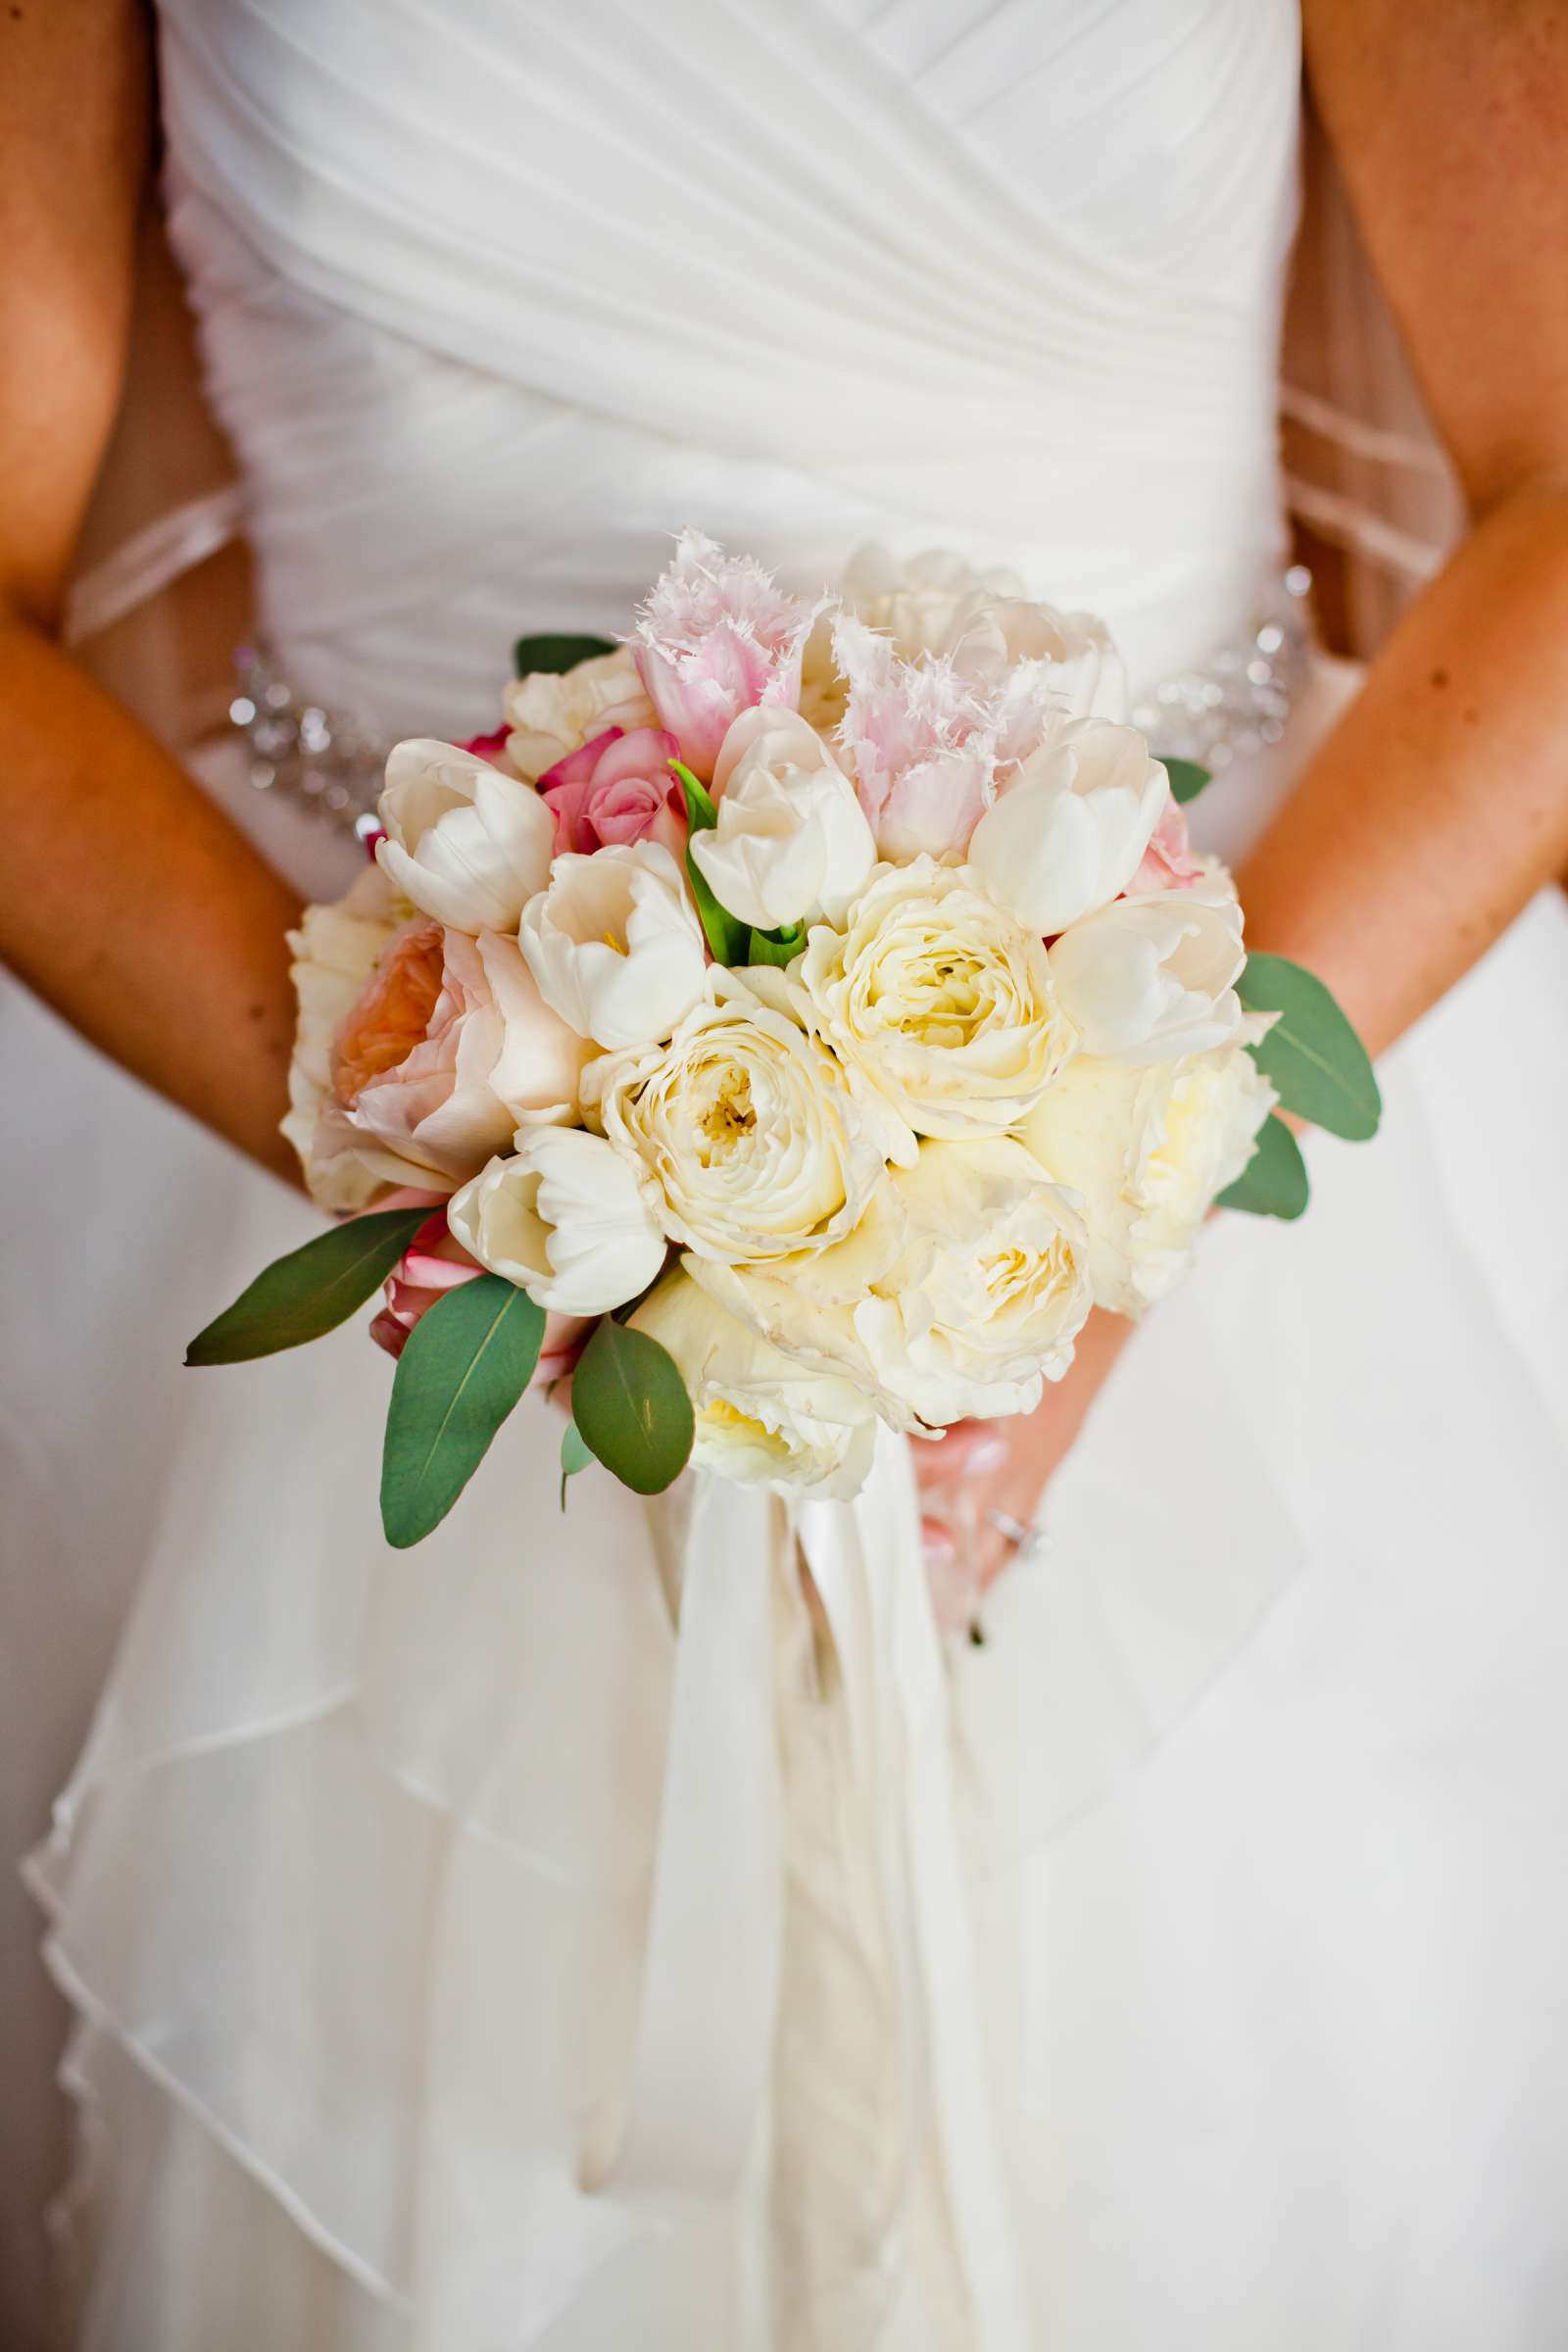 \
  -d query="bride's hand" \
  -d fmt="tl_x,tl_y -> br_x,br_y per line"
914,1309 -> 1133,1606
